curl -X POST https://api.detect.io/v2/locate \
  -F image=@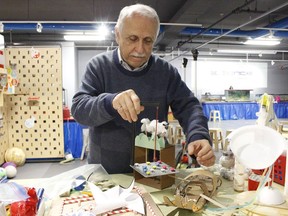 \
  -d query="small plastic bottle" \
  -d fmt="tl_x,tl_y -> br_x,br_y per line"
233,158 -> 245,192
